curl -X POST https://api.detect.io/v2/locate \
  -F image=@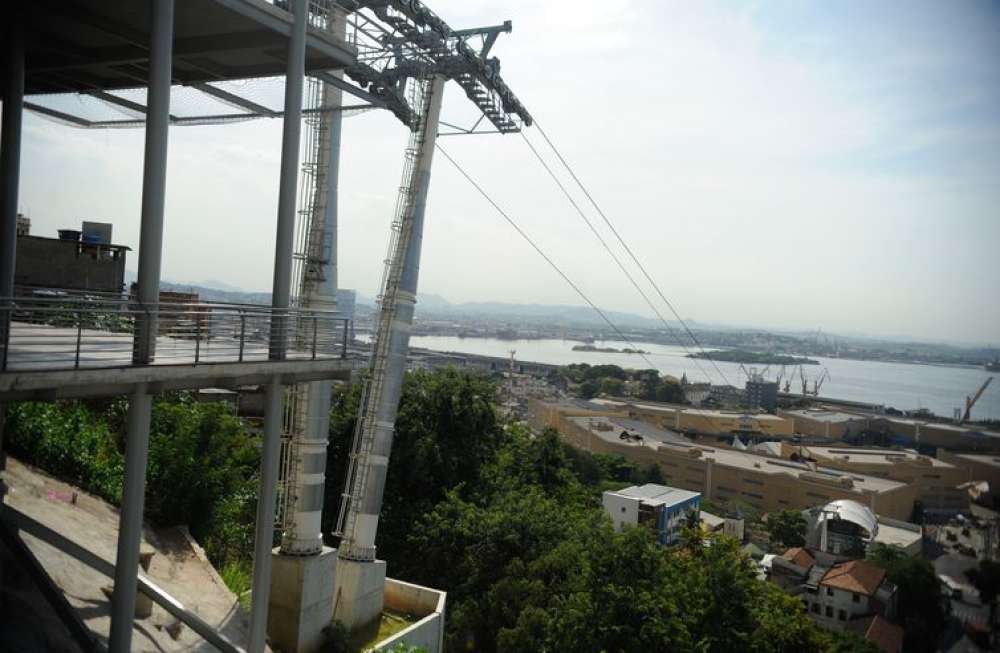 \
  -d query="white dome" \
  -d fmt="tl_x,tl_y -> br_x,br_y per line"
817,499 -> 878,538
